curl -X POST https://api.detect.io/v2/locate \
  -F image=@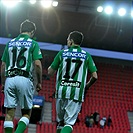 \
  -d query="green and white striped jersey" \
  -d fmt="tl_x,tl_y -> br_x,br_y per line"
50,45 -> 97,102
1,34 -> 42,77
